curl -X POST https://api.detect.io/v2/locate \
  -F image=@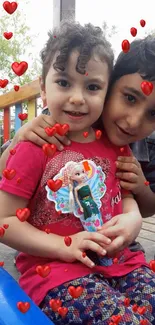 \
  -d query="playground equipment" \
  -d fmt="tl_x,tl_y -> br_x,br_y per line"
0,267 -> 54,325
